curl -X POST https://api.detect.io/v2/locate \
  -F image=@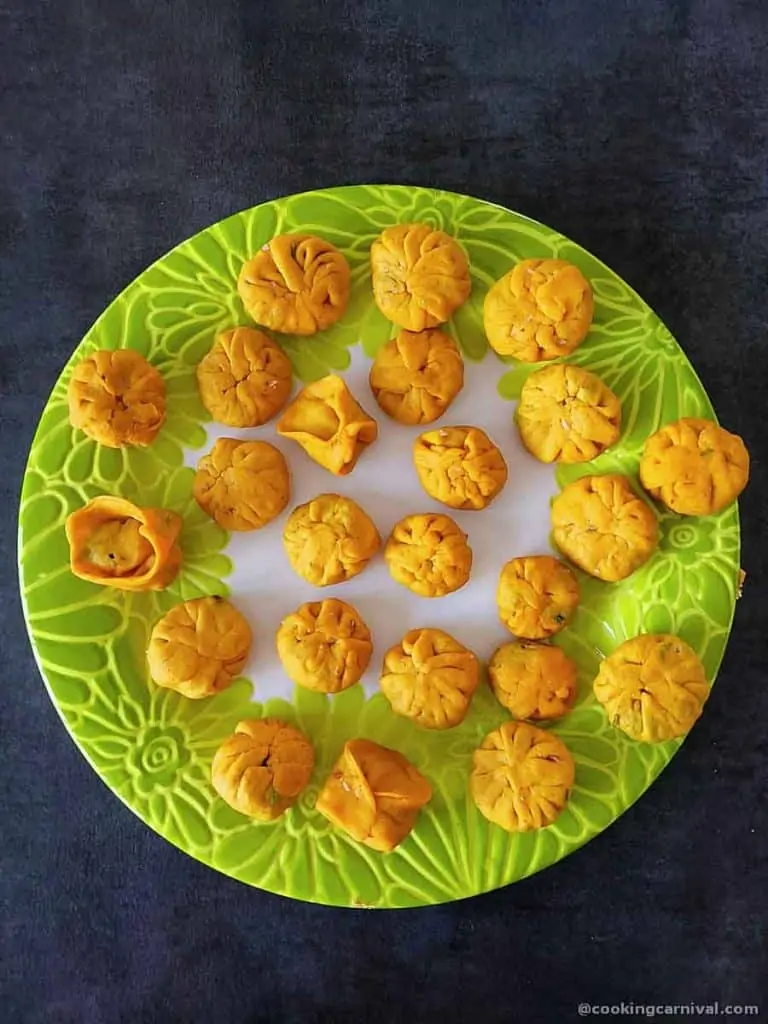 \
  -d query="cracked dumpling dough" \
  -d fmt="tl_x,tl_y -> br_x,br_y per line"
471,720 -> 575,832
551,474 -> 659,582
316,739 -> 432,851
196,326 -> 293,427
593,634 -> 709,742
368,328 -> 464,425
237,233 -> 351,335
384,513 -> 472,597
517,363 -> 622,463
68,348 -> 166,448
497,555 -> 579,639
193,437 -> 290,531
276,599 -> 372,693
283,493 -> 380,586
371,223 -> 471,331
147,596 -> 253,699
488,640 -> 577,721
212,718 -> 315,821
484,259 -> 594,361
277,374 -> 378,476
639,417 -> 749,516
413,425 -> 508,511
380,628 -> 480,730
